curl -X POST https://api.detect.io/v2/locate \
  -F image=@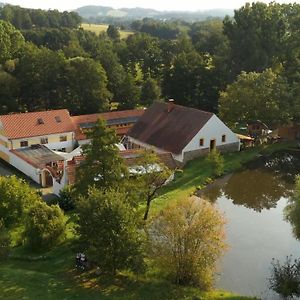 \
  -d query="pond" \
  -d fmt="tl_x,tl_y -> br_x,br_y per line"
198,150 -> 300,299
